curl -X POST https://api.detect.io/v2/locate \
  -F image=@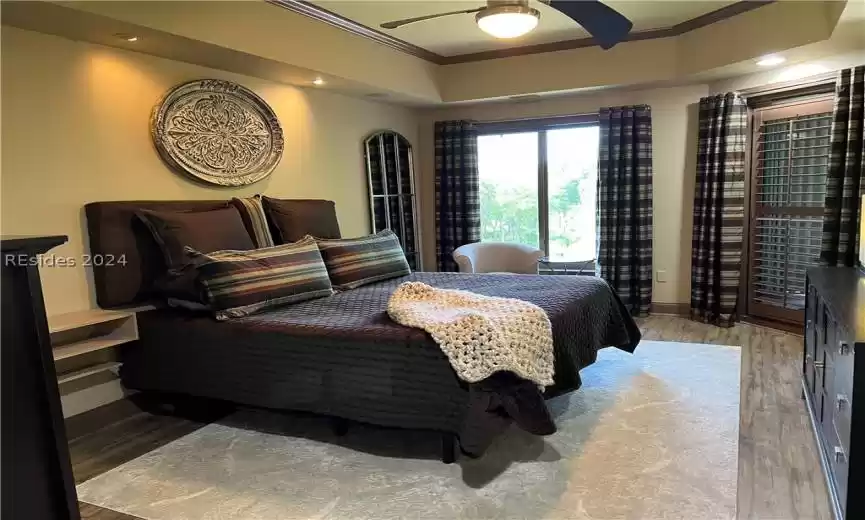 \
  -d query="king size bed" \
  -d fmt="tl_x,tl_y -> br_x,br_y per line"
85,199 -> 641,461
